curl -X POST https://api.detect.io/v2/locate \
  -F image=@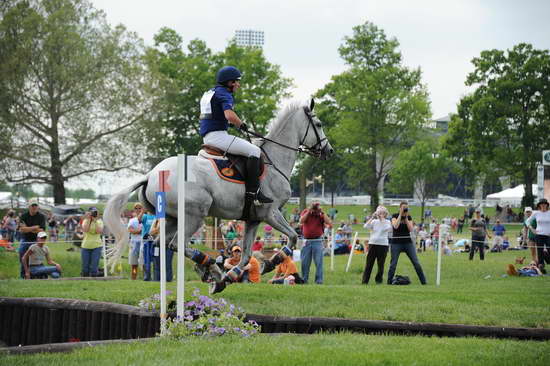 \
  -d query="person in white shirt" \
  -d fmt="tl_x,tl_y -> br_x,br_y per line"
362,205 -> 392,284
526,198 -> 550,269
127,203 -> 143,280
418,228 -> 428,252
